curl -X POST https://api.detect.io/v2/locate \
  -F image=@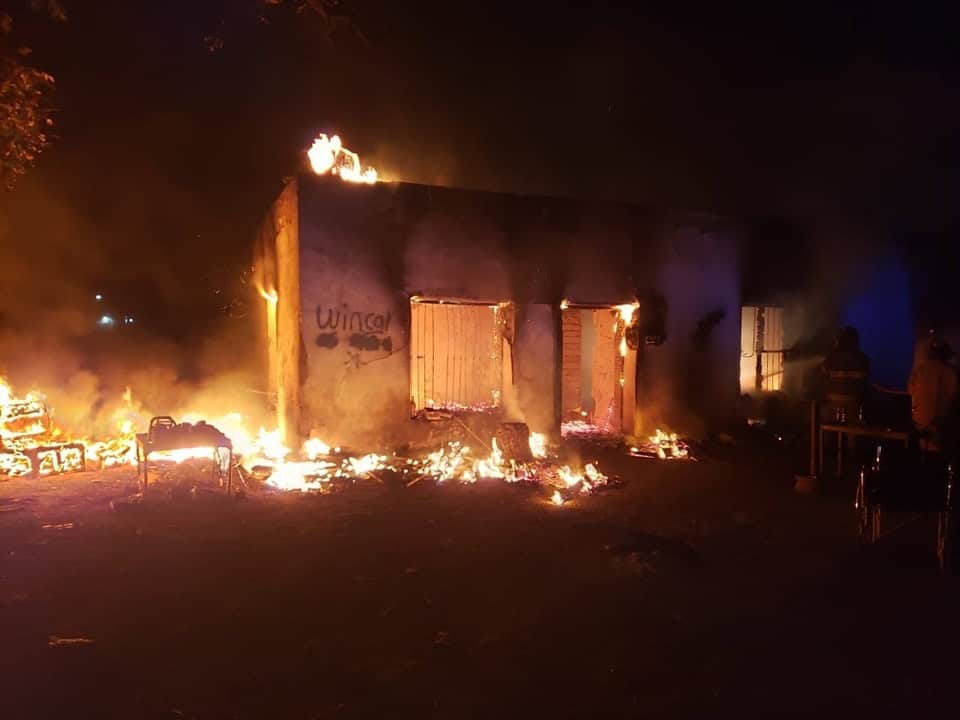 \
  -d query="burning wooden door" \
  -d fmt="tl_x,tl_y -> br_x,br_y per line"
561,310 -> 583,416
561,307 -> 623,431
409,301 -> 506,413
591,310 -> 619,428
